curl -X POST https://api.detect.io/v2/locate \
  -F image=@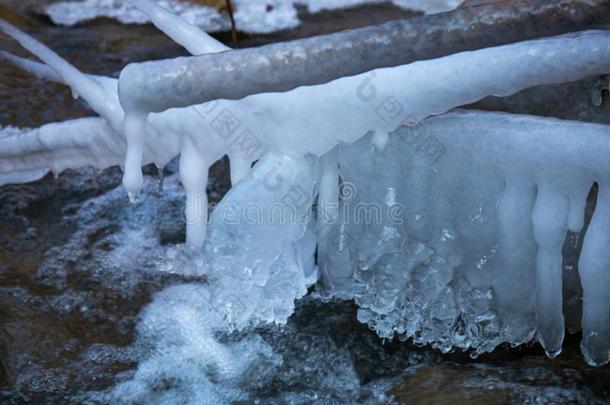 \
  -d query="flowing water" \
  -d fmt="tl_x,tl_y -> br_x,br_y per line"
1,1 -> 609,403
